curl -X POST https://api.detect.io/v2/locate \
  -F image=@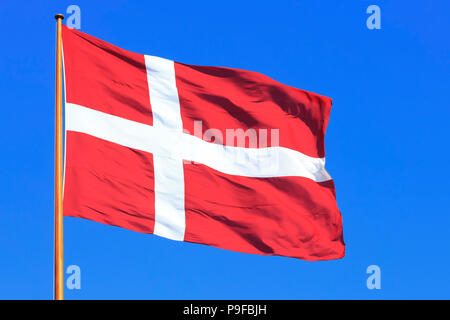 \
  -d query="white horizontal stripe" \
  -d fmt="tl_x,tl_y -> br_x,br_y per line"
66,103 -> 331,182
145,55 -> 185,241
